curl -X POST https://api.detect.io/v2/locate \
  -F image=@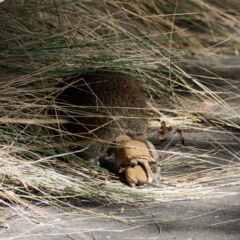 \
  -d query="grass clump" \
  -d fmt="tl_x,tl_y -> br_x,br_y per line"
0,0 -> 240,214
